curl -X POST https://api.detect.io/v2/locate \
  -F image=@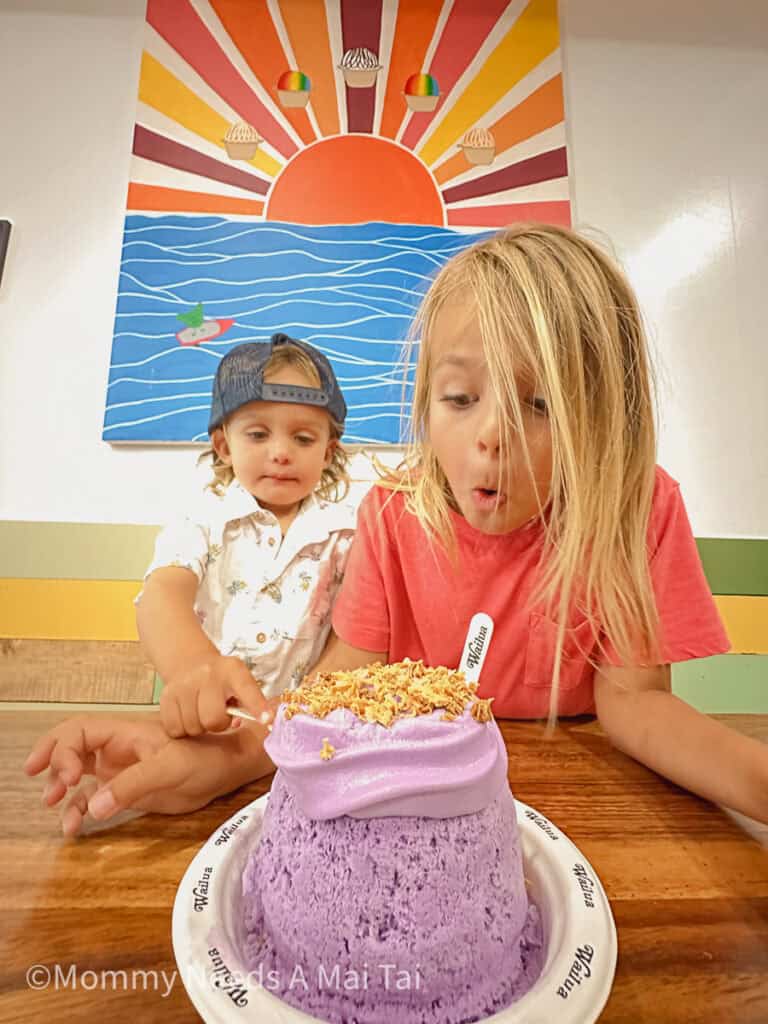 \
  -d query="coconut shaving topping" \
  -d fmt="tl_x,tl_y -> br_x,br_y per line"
281,659 -> 495,728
